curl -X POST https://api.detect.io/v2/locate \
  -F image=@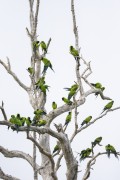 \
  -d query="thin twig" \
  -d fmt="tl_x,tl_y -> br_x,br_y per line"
0,59 -> 29,91
71,0 -> 84,97
34,0 -> 40,37
0,101 -> 7,120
